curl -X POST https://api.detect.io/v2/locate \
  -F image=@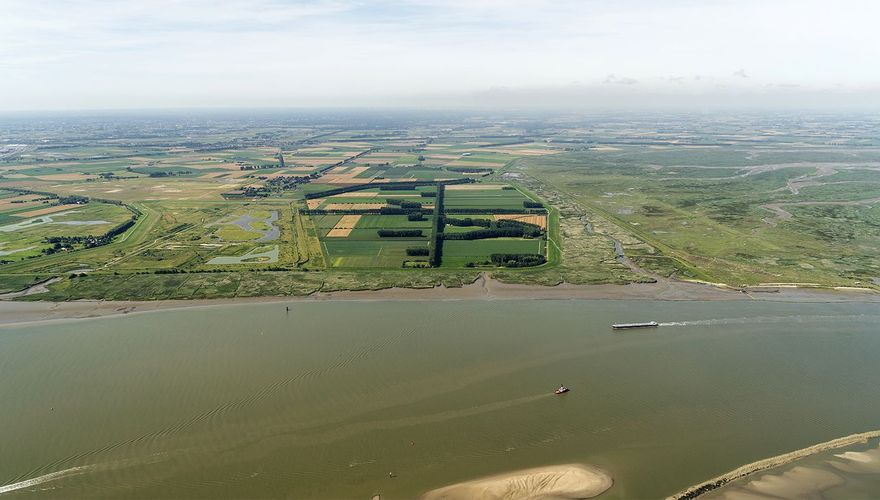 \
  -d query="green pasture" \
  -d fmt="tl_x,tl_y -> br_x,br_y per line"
520,147 -> 880,286
444,189 -> 533,209
441,239 -> 545,267
322,240 -> 424,268
0,202 -> 133,261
